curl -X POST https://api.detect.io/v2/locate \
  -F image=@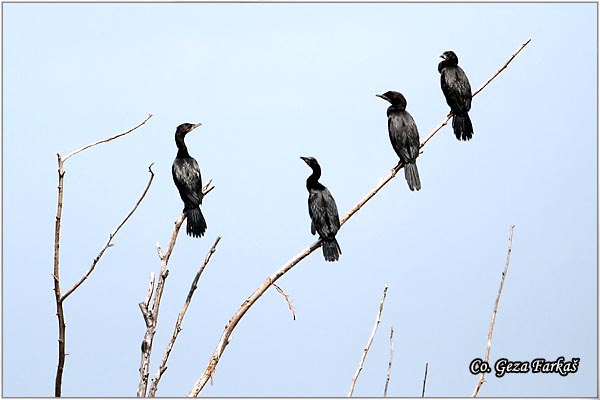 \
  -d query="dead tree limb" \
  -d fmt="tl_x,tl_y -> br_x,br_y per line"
272,284 -> 296,320
148,236 -> 222,397
138,212 -> 185,397
348,283 -> 389,397
383,325 -> 394,397
138,181 -> 215,397
471,224 -> 516,397
52,115 -> 152,397
187,39 -> 531,397
422,362 -> 429,397
62,164 -> 155,301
